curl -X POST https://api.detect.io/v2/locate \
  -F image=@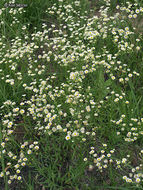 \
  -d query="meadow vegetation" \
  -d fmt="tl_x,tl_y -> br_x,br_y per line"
0,0 -> 143,189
